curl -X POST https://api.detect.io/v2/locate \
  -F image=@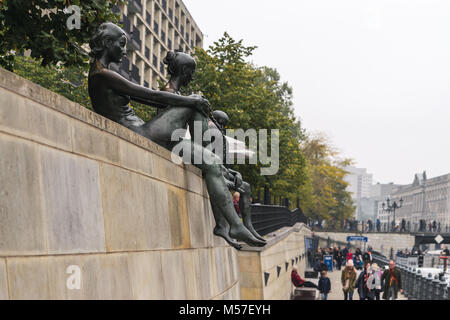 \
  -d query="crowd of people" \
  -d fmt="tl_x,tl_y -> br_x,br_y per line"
291,246 -> 403,300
